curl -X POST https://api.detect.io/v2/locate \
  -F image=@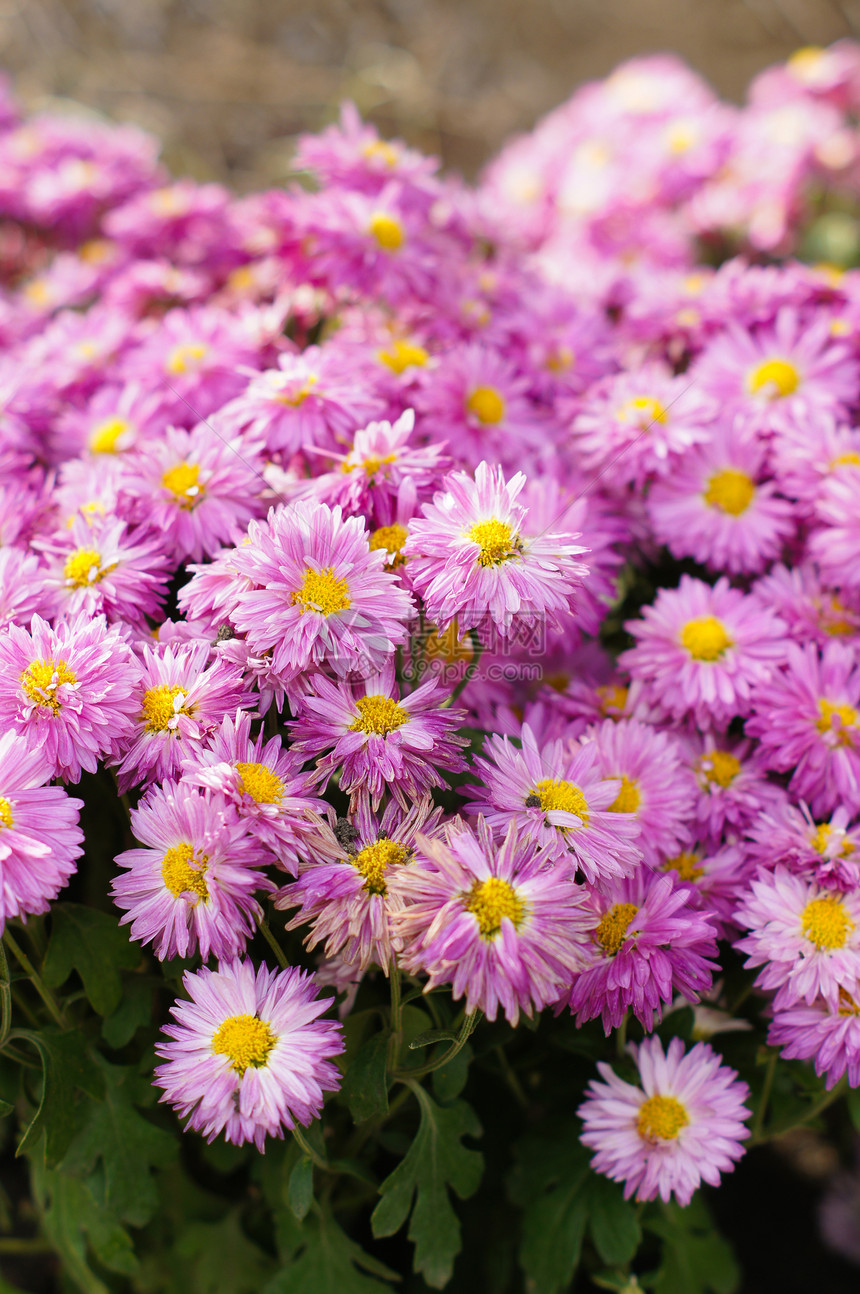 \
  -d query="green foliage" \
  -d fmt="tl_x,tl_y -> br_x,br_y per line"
647,1197 -> 740,1294
43,903 -> 139,1015
268,1206 -> 398,1294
